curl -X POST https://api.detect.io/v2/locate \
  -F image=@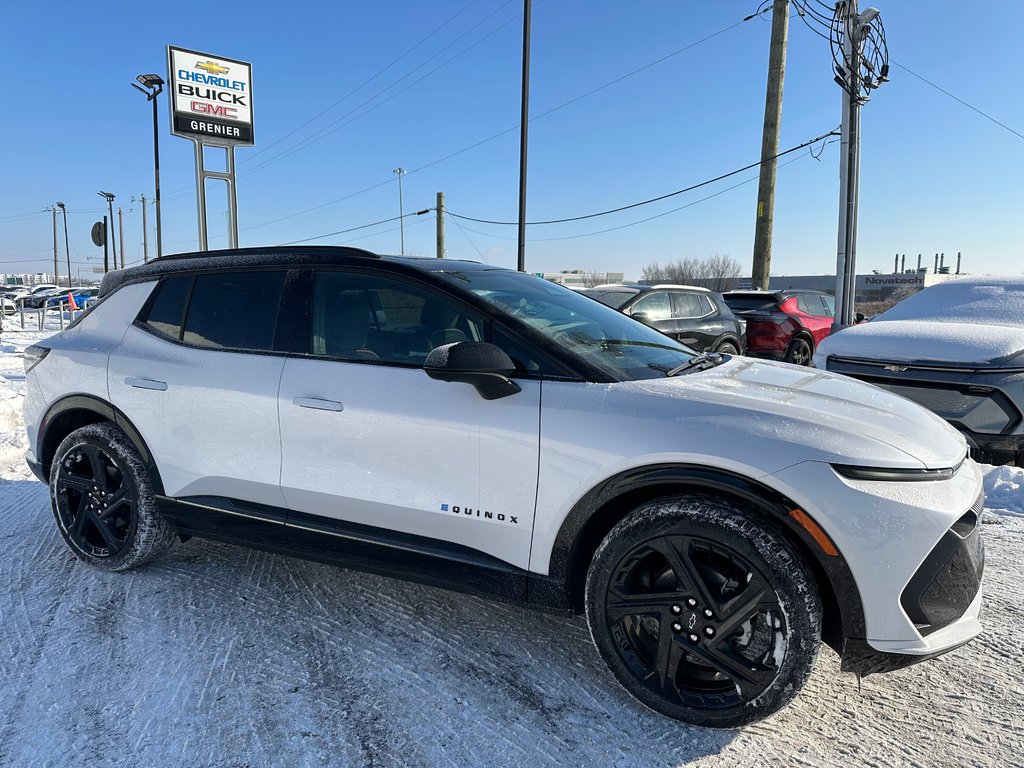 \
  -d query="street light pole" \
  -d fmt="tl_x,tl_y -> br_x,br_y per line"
98,191 -> 117,269
56,202 -> 71,288
393,167 -> 407,255
516,0 -> 532,273
132,74 -> 164,258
